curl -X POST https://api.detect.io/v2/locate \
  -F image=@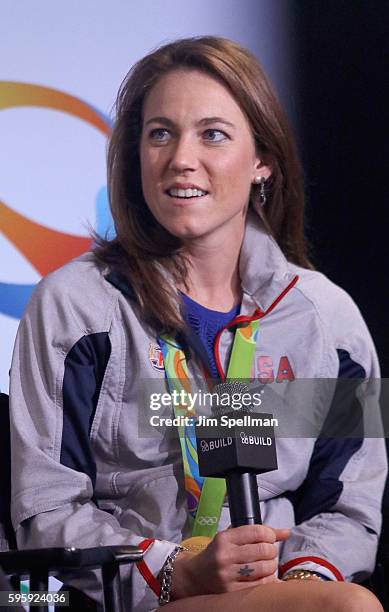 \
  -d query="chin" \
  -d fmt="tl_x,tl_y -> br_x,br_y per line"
166,221 -> 207,240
